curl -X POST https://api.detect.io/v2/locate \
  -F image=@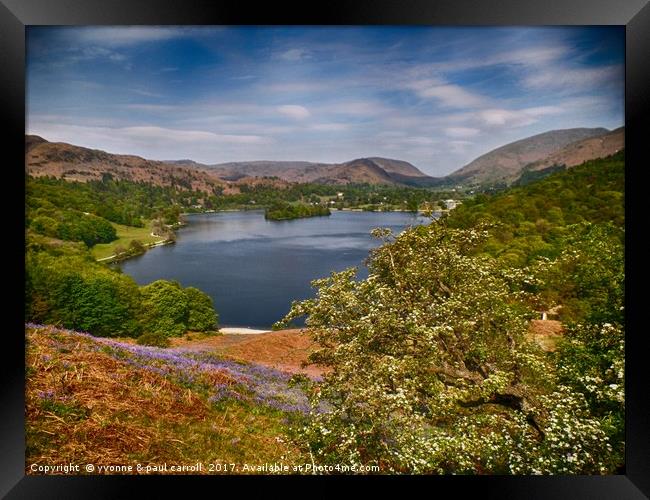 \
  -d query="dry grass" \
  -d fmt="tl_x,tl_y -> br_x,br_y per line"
26,327 -> 305,475
171,329 -> 326,378
527,320 -> 565,352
